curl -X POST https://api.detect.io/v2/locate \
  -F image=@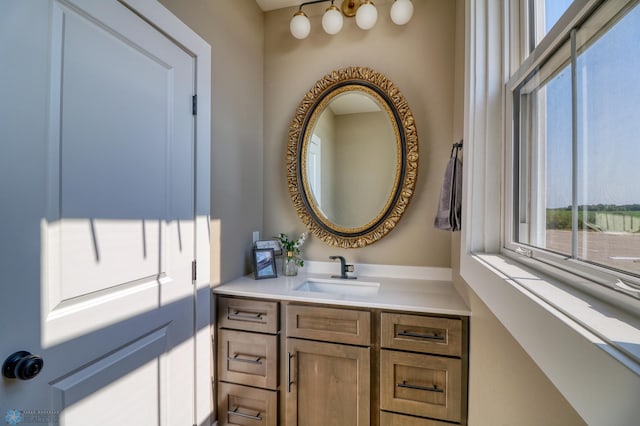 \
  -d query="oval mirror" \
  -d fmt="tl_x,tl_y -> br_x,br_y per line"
287,67 -> 418,248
